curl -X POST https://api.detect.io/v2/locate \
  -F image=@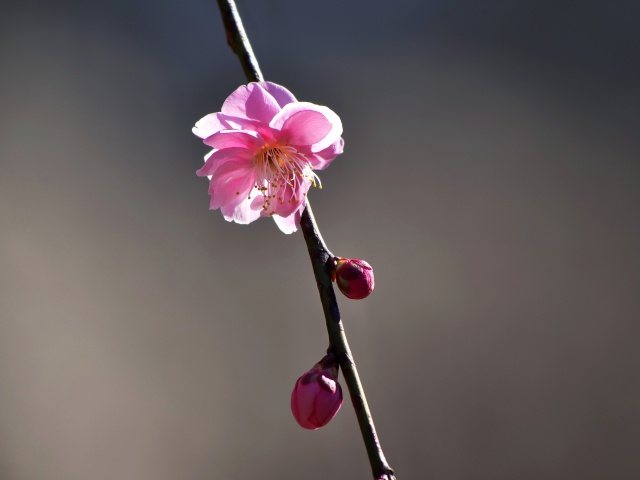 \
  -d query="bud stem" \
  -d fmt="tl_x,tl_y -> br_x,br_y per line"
216,1 -> 396,478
